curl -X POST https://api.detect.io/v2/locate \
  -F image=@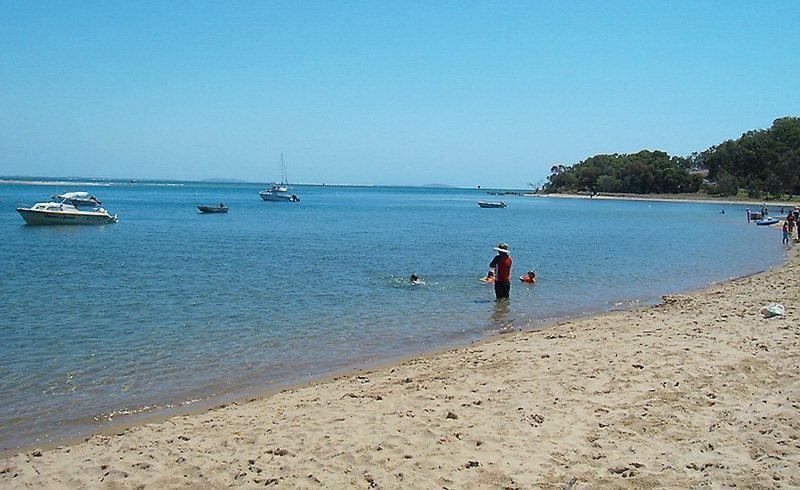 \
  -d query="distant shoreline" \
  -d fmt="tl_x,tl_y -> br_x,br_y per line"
534,192 -> 800,207
0,177 -> 506,191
